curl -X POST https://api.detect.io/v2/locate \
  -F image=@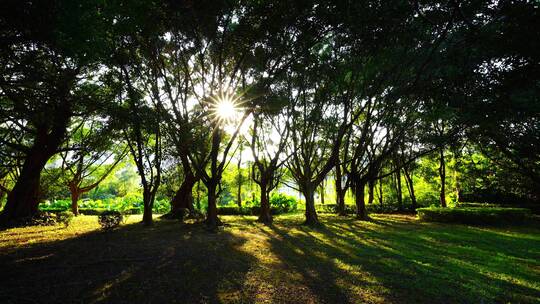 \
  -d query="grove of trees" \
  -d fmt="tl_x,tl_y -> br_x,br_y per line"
1,0 -> 538,228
